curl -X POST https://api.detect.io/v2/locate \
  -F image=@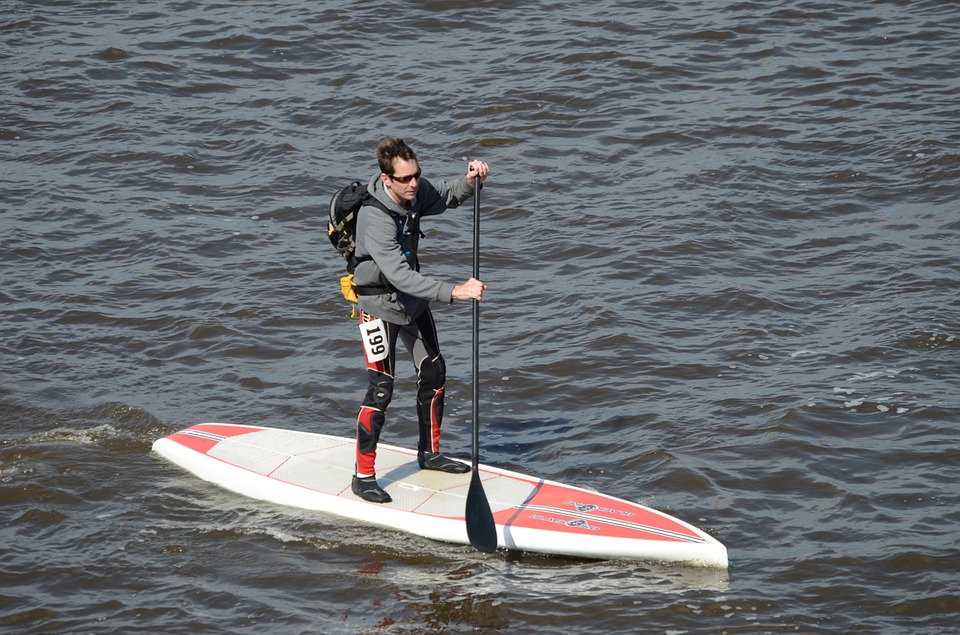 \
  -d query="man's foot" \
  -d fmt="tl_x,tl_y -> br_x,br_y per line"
418,451 -> 470,474
351,475 -> 392,503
